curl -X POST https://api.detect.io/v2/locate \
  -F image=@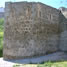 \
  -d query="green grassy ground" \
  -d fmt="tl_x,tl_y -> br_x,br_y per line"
37,61 -> 67,67
0,18 -> 4,57
13,61 -> 67,67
